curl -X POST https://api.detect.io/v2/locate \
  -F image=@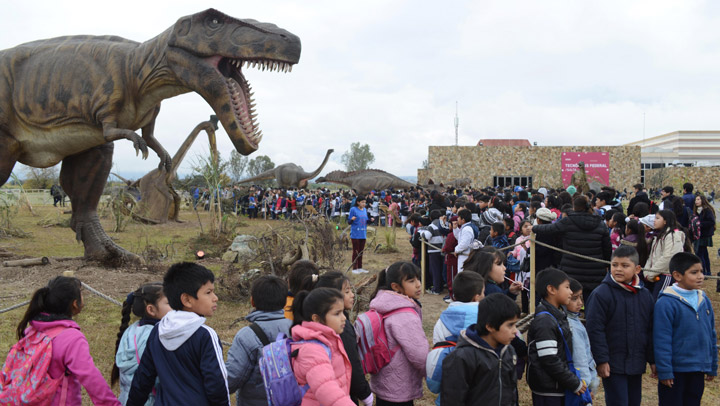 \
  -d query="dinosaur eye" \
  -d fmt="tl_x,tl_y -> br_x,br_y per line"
207,17 -> 221,29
